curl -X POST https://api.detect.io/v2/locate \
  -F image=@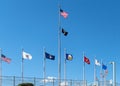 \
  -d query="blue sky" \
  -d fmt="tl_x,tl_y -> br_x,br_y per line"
0,0 -> 120,83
